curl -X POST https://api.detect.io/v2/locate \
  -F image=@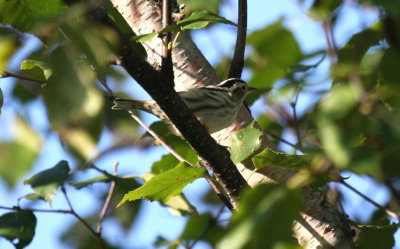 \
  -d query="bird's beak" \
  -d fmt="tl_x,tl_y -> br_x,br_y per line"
248,87 -> 257,91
